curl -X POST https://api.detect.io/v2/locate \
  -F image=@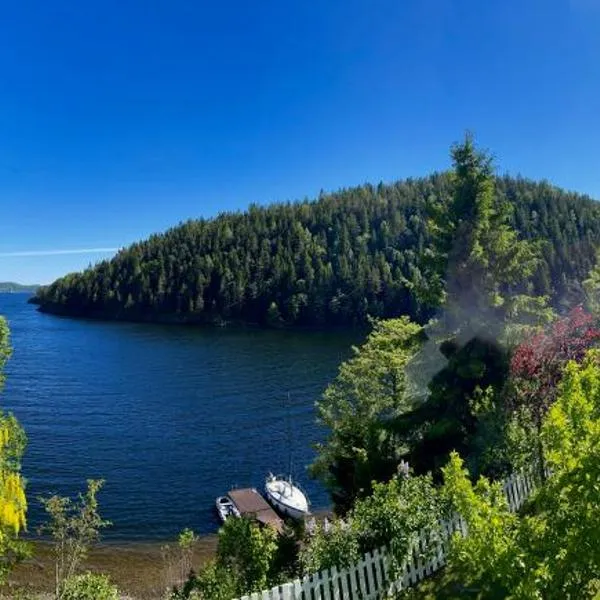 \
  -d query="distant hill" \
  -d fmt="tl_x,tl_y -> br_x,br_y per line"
0,282 -> 40,293
31,174 -> 600,327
